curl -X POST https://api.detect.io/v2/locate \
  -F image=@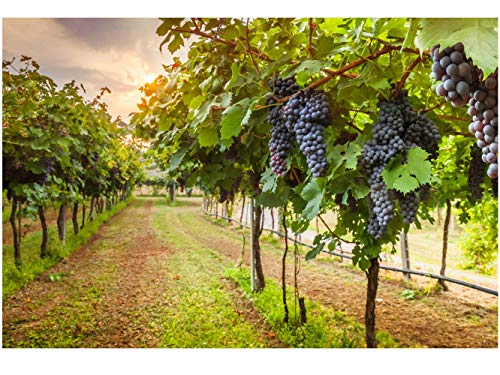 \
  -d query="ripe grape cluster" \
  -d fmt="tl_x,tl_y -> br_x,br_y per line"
267,77 -> 300,176
362,92 -> 441,239
431,43 -> 498,180
431,43 -> 478,107
282,89 -> 330,177
267,77 -> 331,177
468,144 -> 486,201
467,74 -> 498,179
